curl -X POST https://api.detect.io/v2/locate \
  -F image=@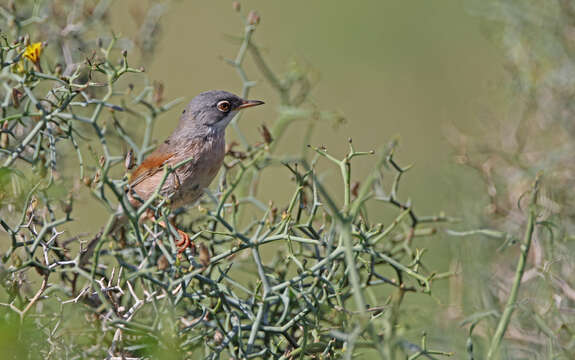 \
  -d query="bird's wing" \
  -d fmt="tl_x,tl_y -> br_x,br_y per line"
129,149 -> 175,188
